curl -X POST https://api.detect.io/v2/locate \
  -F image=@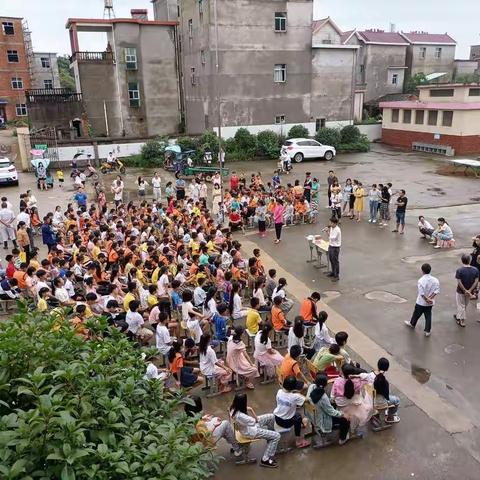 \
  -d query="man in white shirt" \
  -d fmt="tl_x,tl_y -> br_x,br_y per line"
156,314 -> 174,355
418,216 -> 434,239
152,172 -> 162,201
326,217 -> 341,282
0,202 -> 17,250
405,263 -> 440,337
